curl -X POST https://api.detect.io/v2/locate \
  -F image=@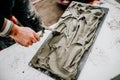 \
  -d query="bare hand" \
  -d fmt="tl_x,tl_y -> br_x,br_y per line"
9,24 -> 40,47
